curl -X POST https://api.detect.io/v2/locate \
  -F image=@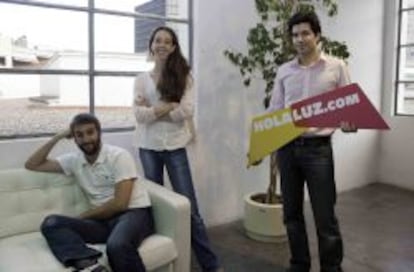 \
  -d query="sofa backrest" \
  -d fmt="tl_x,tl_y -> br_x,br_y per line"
0,168 -> 89,239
